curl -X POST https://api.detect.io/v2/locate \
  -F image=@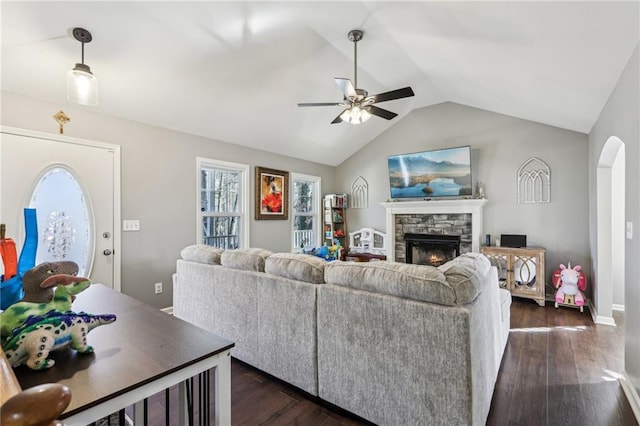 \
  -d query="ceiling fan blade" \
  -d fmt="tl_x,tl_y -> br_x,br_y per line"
370,87 -> 415,104
367,105 -> 398,120
298,102 -> 344,107
331,112 -> 344,124
335,78 -> 357,99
